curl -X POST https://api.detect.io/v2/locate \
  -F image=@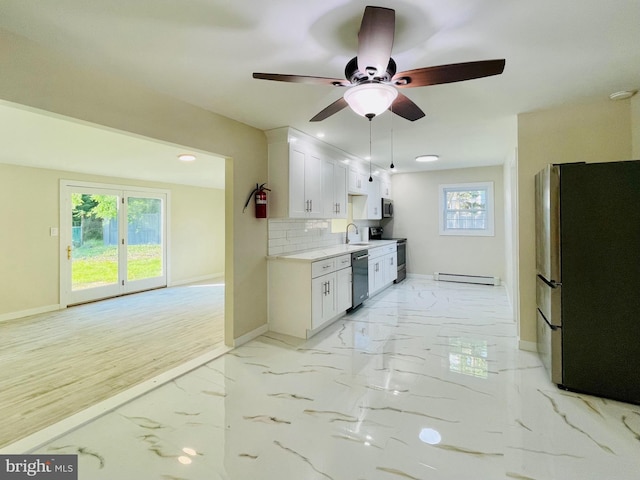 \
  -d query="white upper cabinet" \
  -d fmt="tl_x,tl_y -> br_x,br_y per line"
288,143 -> 323,218
322,155 -> 348,219
348,165 -> 368,195
267,127 -> 391,219
380,173 -> 392,199
367,176 -> 382,219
